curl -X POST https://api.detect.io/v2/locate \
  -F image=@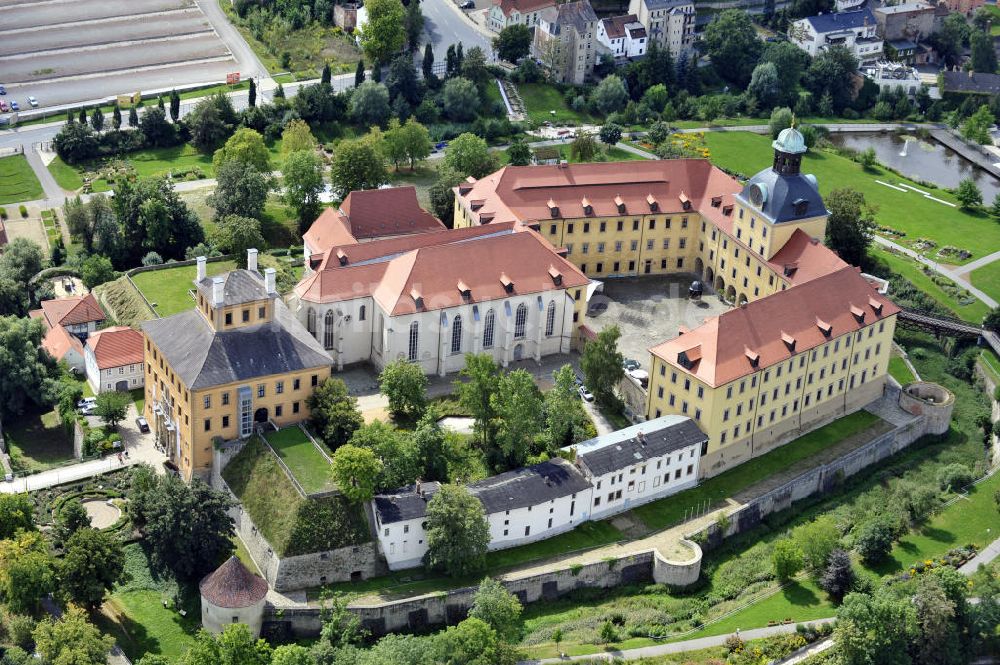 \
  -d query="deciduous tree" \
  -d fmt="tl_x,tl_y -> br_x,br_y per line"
441,77 -> 480,121
590,75 -> 629,115
0,494 -> 35,540
599,122 -> 623,147
33,605 -> 113,665
493,24 -> 532,63
792,515 -> 840,574
456,353 -> 501,450
331,445 -> 383,502
281,119 -> 317,155
405,0 -> 424,52
282,149 -> 326,232
53,499 -> 91,545
506,137 -> 532,166
80,255 -> 116,289
491,369 -> 543,470
379,359 -> 428,421
469,577 -> 522,642
358,0 -> 406,65
0,316 -> 60,417
211,215 -> 265,268
771,538 -> 804,581
187,93 -> 238,153
413,408 -> 449,482
444,132 -> 496,178
0,532 -> 54,614
581,325 -> 624,406
212,127 -> 270,173
425,484 -> 490,576
59,527 -> 124,607
351,80 -> 392,127
703,9 -> 762,88
94,389 -> 129,428
330,135 -> 389,195
825,188 -> 876,267
836,589 -> 916,665
210,161 -> 270,221
307,378 -> 364,450
956,178 -> 983,210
